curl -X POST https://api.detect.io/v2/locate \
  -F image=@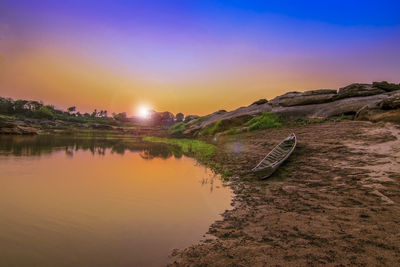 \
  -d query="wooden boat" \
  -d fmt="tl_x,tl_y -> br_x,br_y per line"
252,133 -> 297,179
